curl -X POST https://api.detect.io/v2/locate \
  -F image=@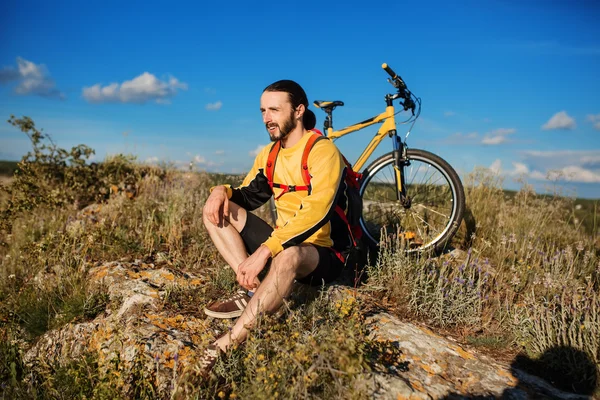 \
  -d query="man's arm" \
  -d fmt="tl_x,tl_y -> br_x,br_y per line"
262,140 -> 345,257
